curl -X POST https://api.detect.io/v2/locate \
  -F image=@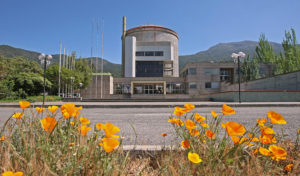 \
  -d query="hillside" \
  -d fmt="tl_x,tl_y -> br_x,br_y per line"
0,45 -> 122,77
0,41 -> 286,76
179,40 -> 284,70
